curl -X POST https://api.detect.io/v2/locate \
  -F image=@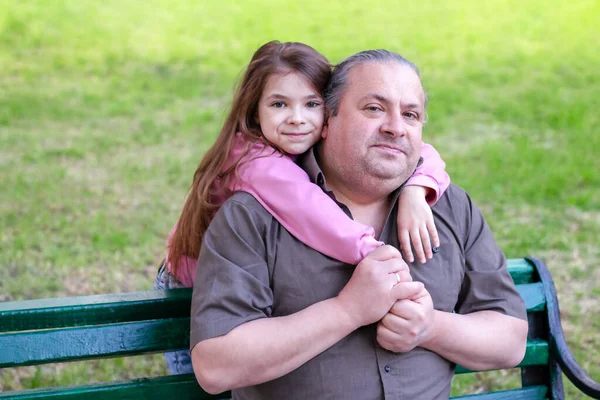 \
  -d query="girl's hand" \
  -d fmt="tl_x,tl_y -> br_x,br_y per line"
397,186 -> 440,264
